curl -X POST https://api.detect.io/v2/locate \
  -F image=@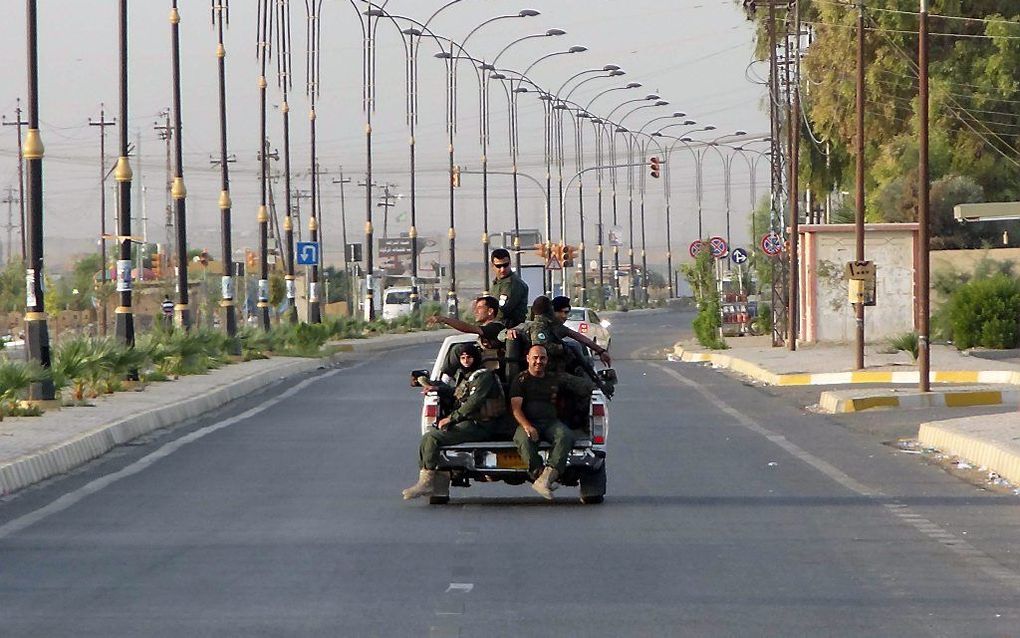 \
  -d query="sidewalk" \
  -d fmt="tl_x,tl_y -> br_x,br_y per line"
672,336 -> 1020,488
0,329 -> 453,497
